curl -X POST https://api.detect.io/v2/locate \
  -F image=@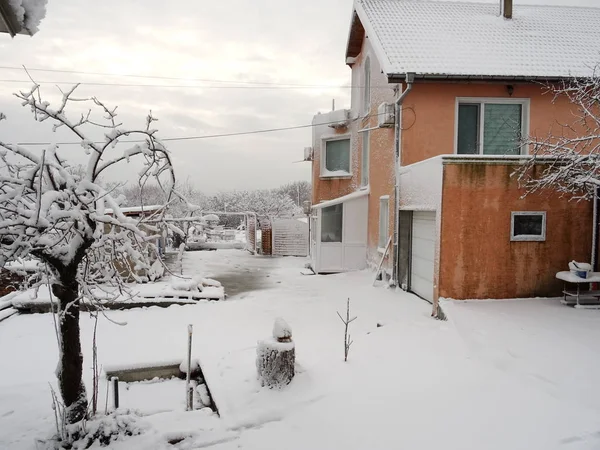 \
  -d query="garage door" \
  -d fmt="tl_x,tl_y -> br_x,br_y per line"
411,211 -> 435,302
